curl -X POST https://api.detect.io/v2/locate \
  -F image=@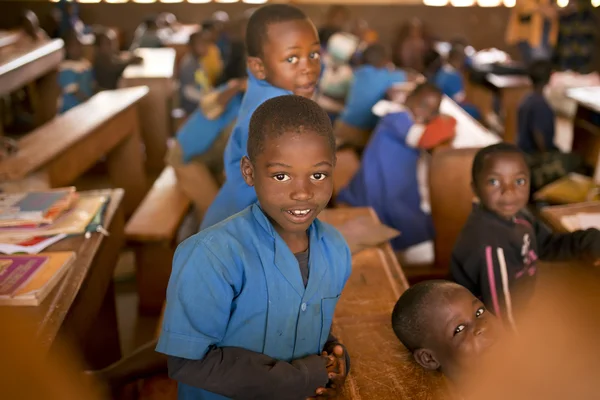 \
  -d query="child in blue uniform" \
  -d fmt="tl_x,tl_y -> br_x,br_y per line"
338,83 -> 453,261
58,31 -> 93,114
157,95 -> 352,400
200,4 -> 322,230
335,43 -> 407,149
434,44 -> 481,121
